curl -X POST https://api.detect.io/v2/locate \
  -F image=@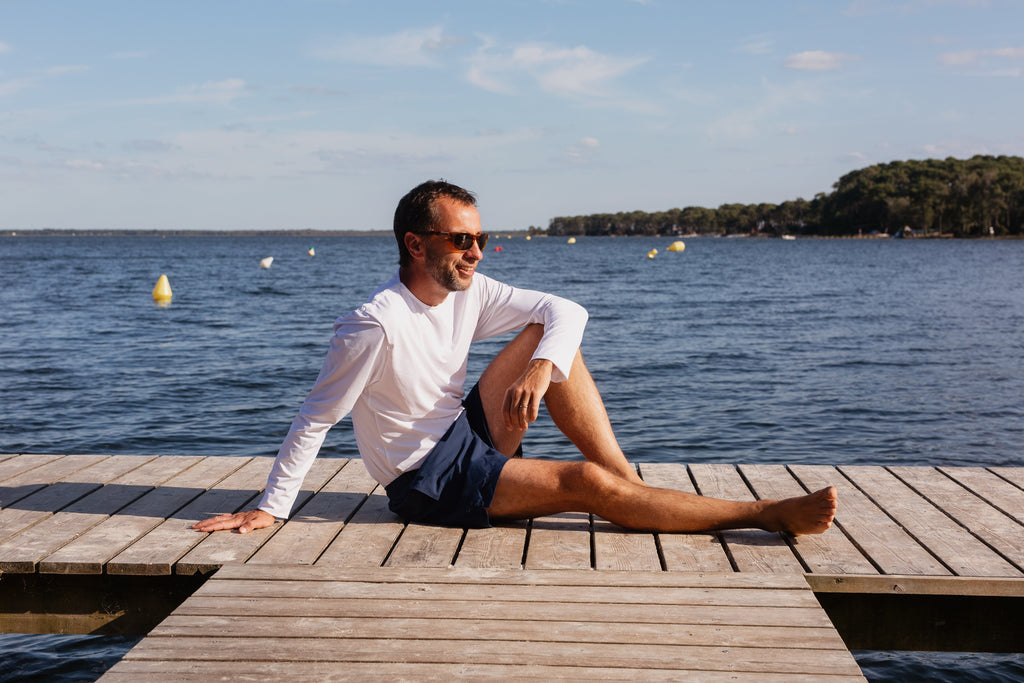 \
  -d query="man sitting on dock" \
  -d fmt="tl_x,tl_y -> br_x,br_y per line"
195,180 -> 836,536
